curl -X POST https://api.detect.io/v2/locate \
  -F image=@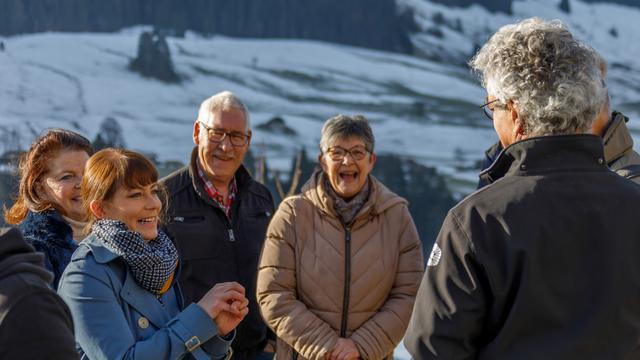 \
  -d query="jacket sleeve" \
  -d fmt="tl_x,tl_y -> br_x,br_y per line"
257,199 -> 339,360
349,205 -> 424,359
403,211 -> 487,359
58,259 -> 232,360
